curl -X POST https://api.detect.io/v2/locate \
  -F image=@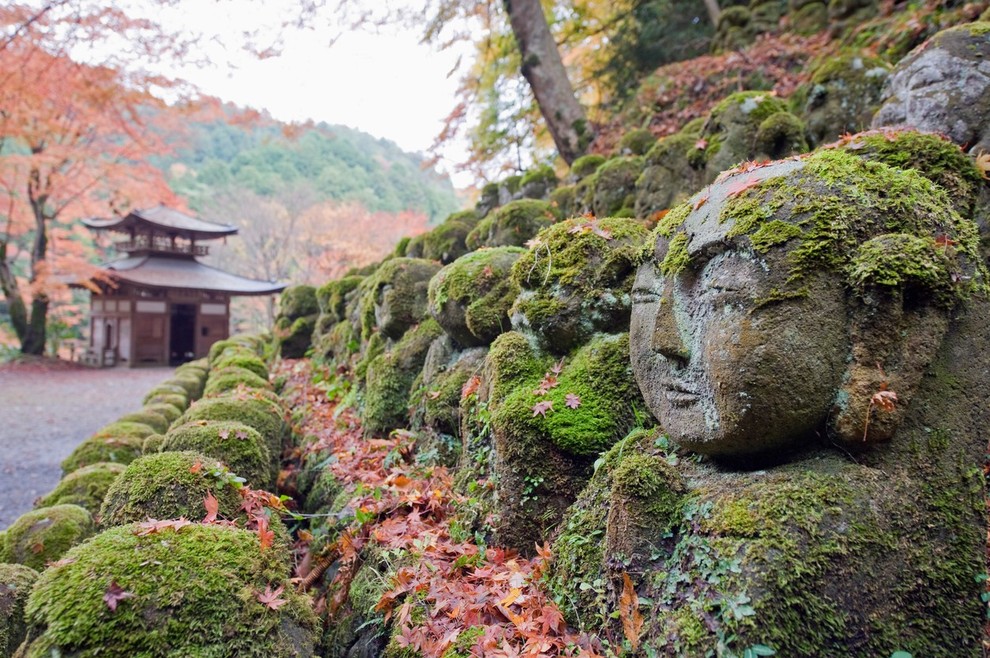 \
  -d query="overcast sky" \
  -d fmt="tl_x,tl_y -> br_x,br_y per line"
153,1 -> 475,187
